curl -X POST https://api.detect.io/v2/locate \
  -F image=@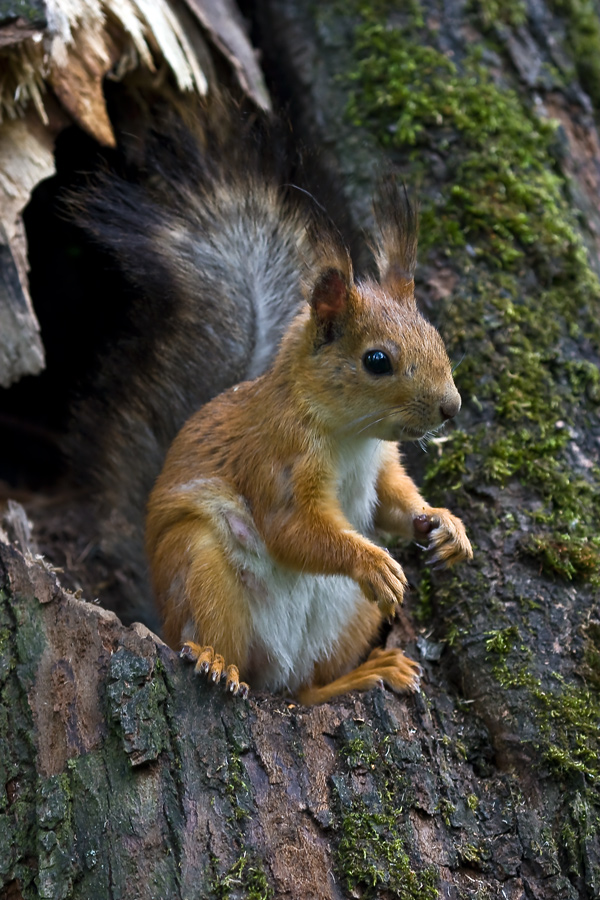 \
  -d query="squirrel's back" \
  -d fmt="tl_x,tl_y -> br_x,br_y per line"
67,100 -> 310,626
